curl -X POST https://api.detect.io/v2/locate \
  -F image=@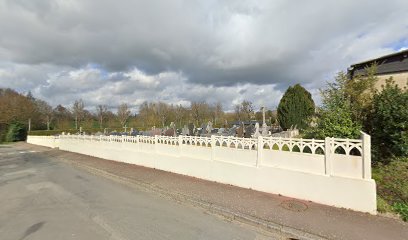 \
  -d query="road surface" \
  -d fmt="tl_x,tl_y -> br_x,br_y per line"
0,143 -> 285,240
